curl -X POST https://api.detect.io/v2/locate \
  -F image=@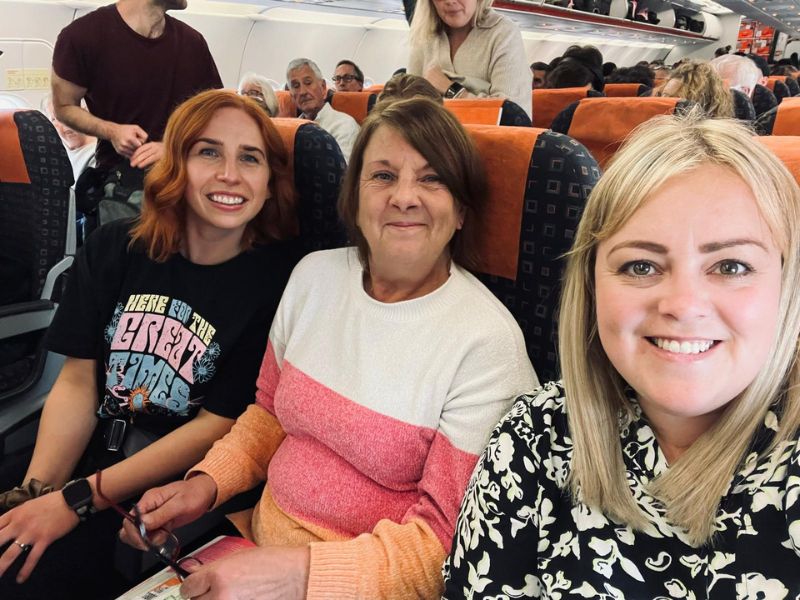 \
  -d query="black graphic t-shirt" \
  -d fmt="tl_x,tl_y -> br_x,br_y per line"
48,220 -> 300,437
